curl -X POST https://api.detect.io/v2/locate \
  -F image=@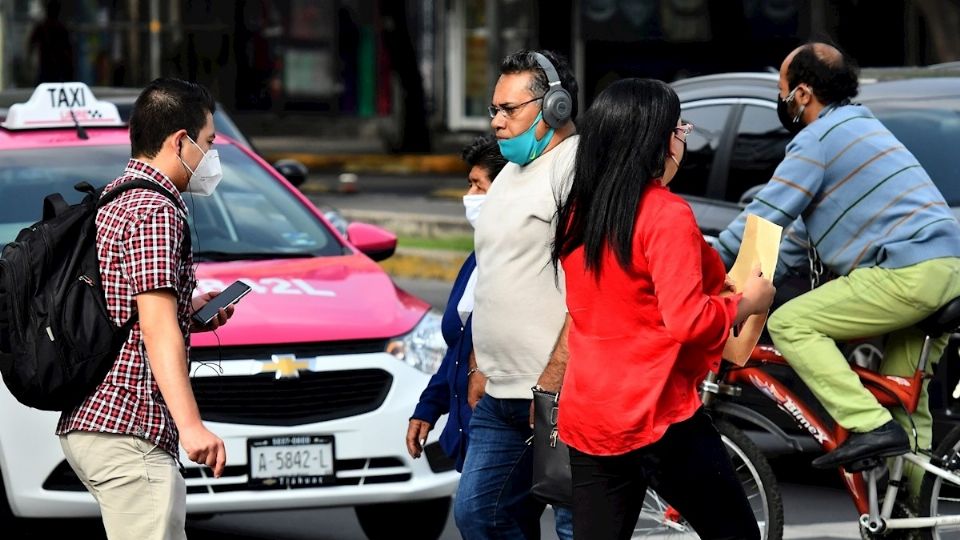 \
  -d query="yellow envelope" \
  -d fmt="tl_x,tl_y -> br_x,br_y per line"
722,214 -> 782,365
